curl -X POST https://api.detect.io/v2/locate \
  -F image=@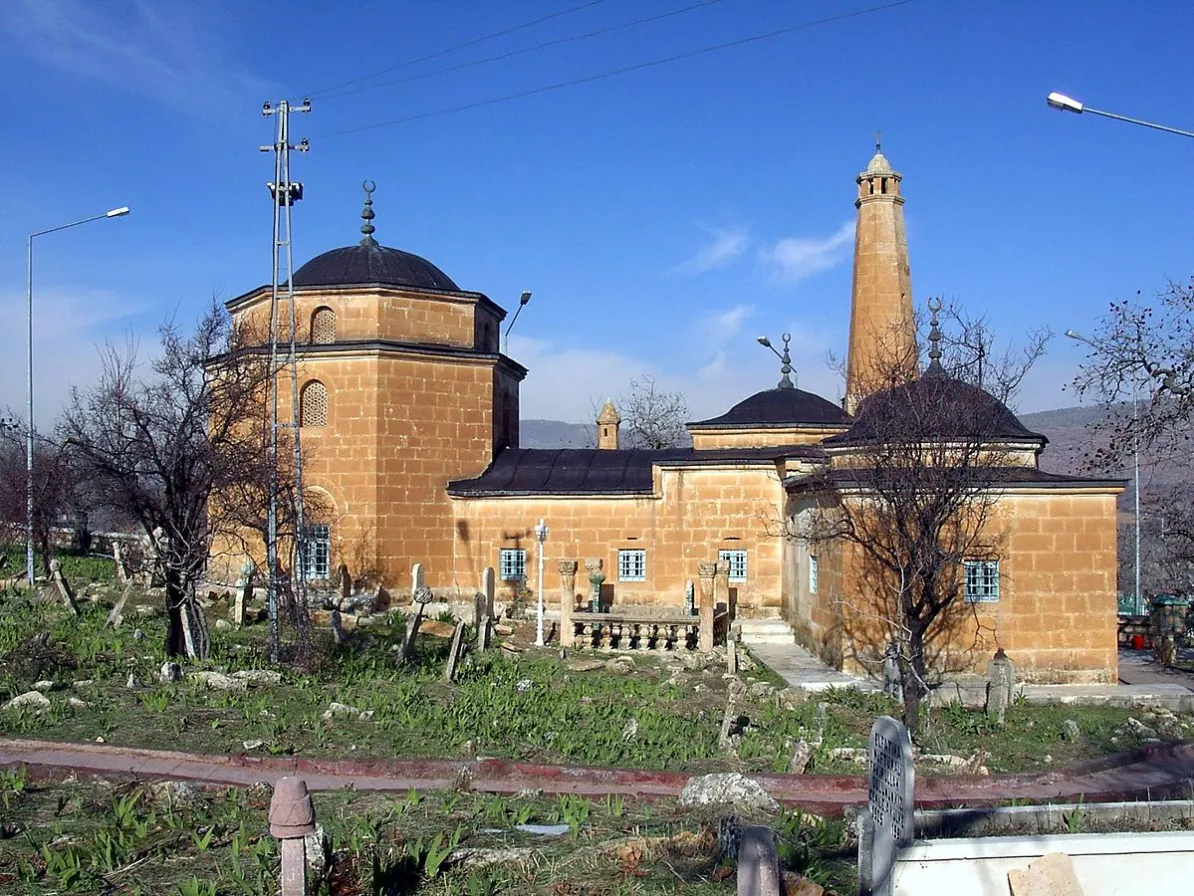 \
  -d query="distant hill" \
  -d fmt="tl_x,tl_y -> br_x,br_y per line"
519,405 -> 1132,480
520,419 -> 594,449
